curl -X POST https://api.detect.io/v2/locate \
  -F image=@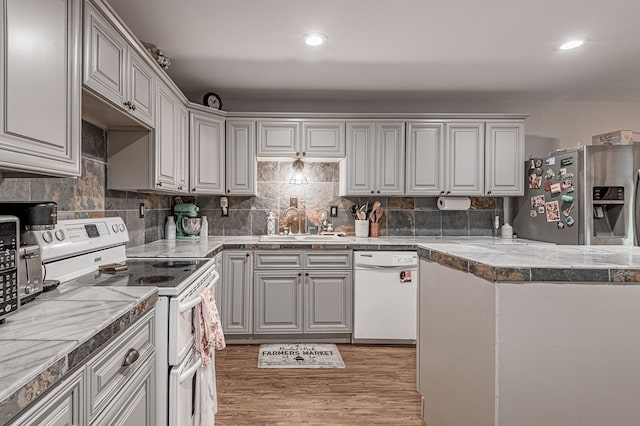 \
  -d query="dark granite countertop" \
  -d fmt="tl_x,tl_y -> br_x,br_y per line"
0,285 -> 157,425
